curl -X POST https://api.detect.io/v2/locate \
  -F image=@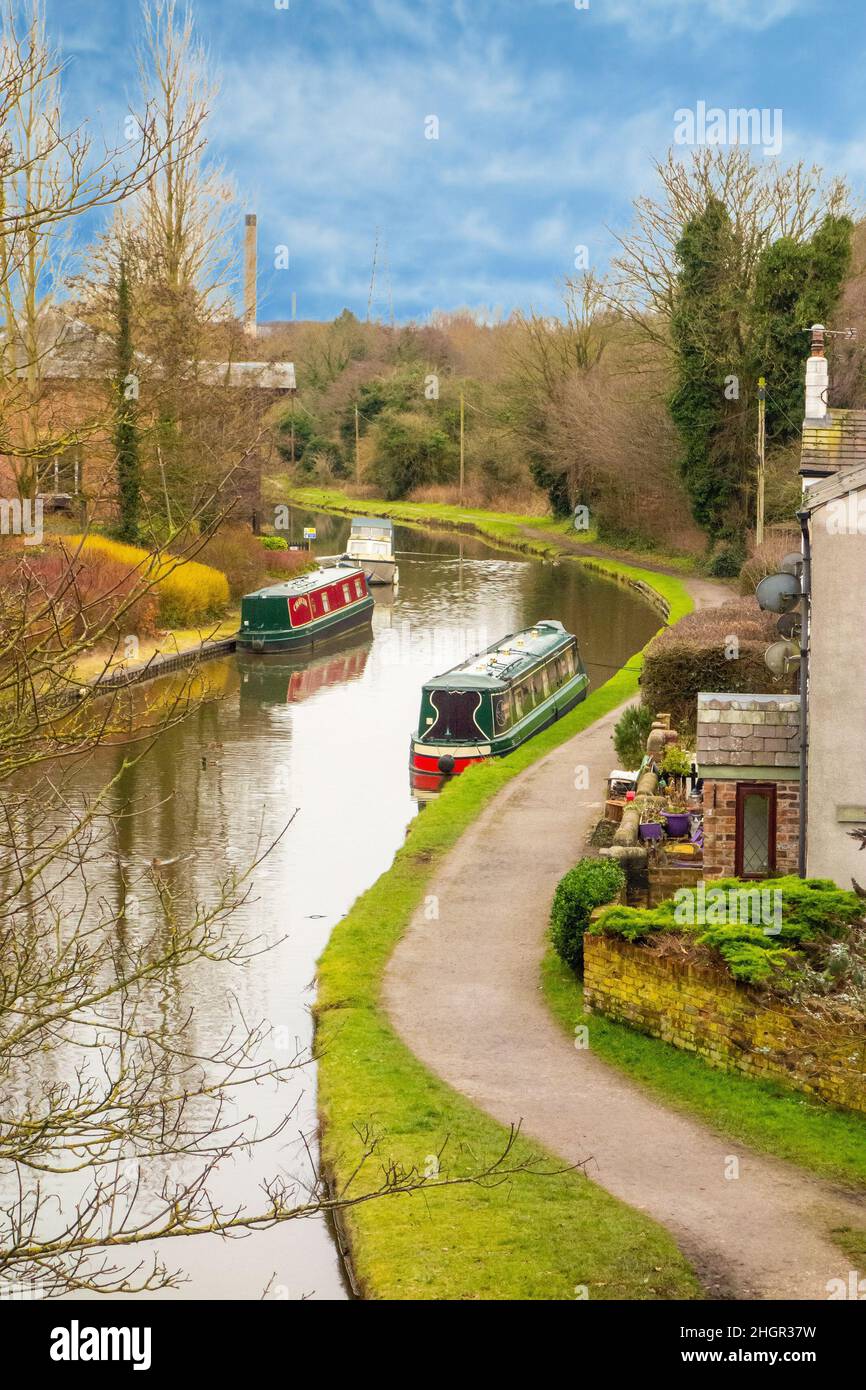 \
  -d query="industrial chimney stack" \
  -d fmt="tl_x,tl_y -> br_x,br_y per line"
244,213 -> 257,338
